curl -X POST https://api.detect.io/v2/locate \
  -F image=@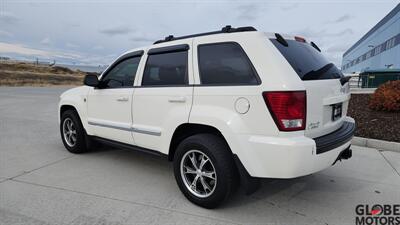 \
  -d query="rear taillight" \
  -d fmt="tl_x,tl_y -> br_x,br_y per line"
263,91 -> 306,131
